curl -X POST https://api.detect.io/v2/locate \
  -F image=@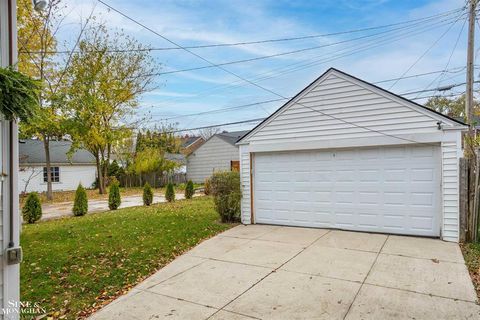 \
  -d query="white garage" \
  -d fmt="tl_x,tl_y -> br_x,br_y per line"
237,68 -> 467,242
